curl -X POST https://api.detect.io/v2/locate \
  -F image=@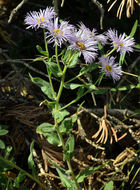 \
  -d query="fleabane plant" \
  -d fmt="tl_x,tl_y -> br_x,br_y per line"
24,7 -> 136,189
